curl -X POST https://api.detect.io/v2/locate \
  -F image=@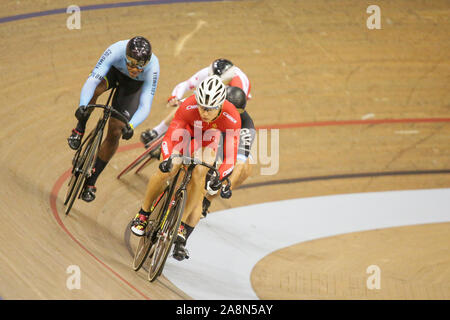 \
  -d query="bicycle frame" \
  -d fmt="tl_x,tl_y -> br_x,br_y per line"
65,87 -> 130,215
150,154 -> 231,234
72,88 -> 115,170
